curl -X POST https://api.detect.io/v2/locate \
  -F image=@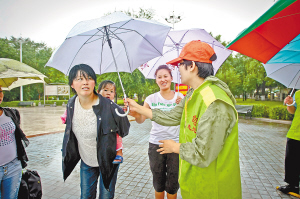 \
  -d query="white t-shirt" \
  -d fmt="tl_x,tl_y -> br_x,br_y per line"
0,111 -> 17,166
145,91 -> 184,145
72,97 -> 99,167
